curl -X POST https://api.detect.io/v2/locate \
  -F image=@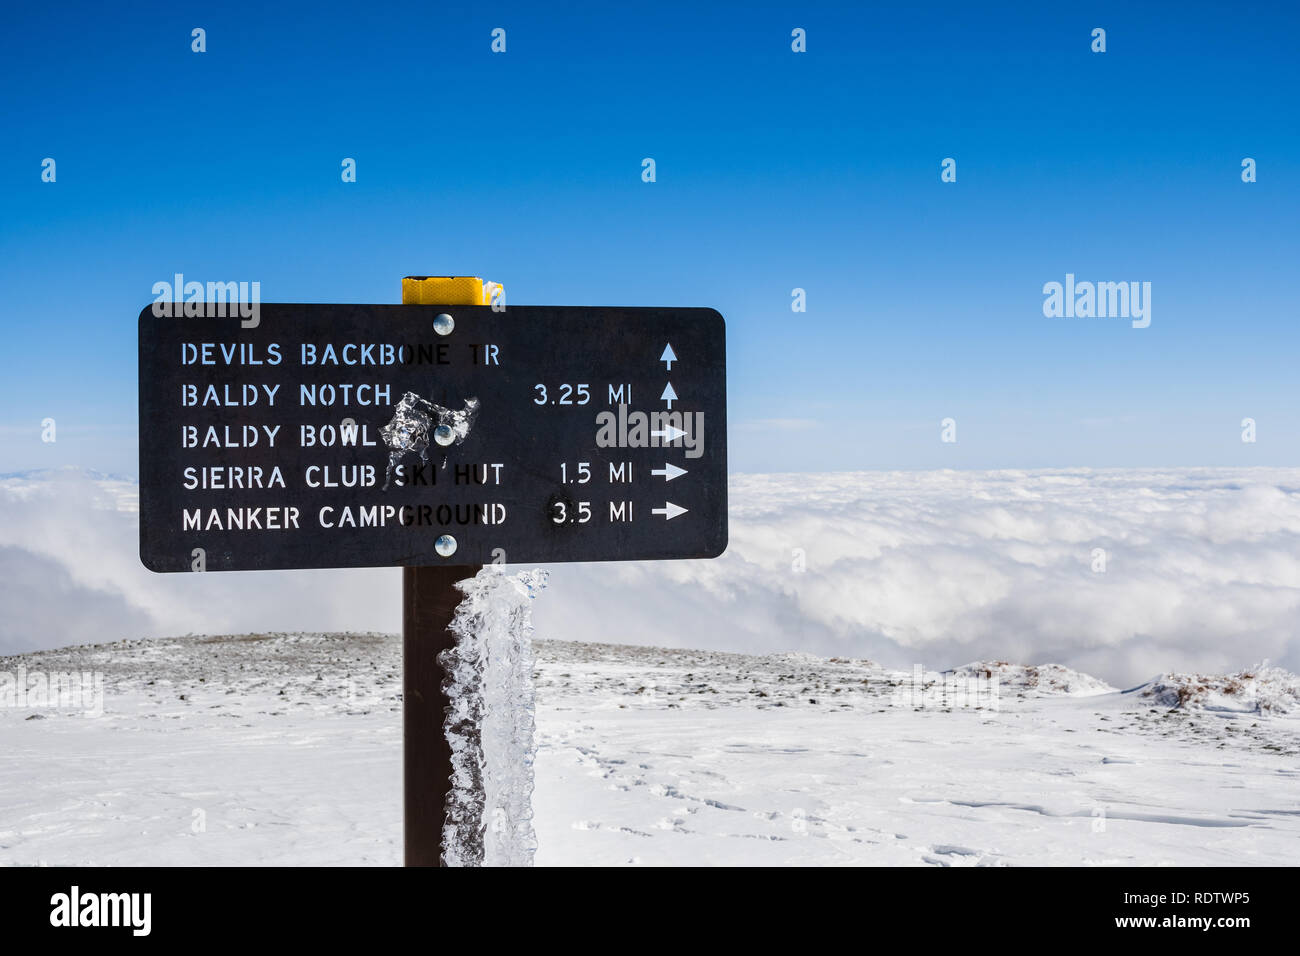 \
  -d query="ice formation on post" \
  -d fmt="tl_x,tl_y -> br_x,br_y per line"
439,567 -> 547,867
